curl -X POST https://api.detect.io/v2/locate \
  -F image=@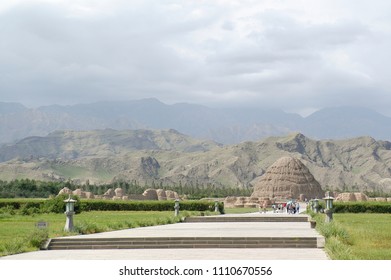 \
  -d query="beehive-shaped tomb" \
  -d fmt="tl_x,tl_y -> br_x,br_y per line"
251,156 -> 324,200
